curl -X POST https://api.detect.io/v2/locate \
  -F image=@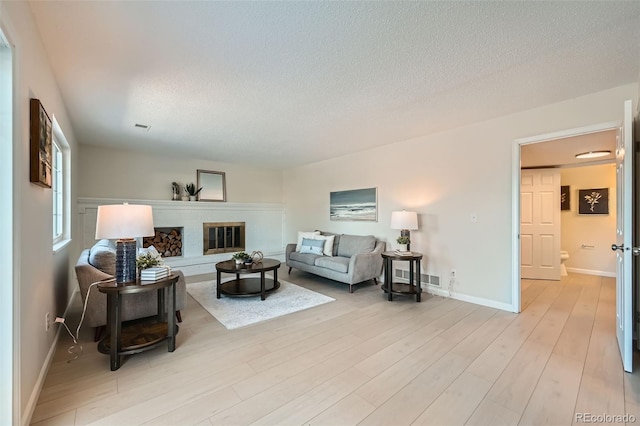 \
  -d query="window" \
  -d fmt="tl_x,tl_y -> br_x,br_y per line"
52,138 -> 63,241
51,117 -> 70,249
